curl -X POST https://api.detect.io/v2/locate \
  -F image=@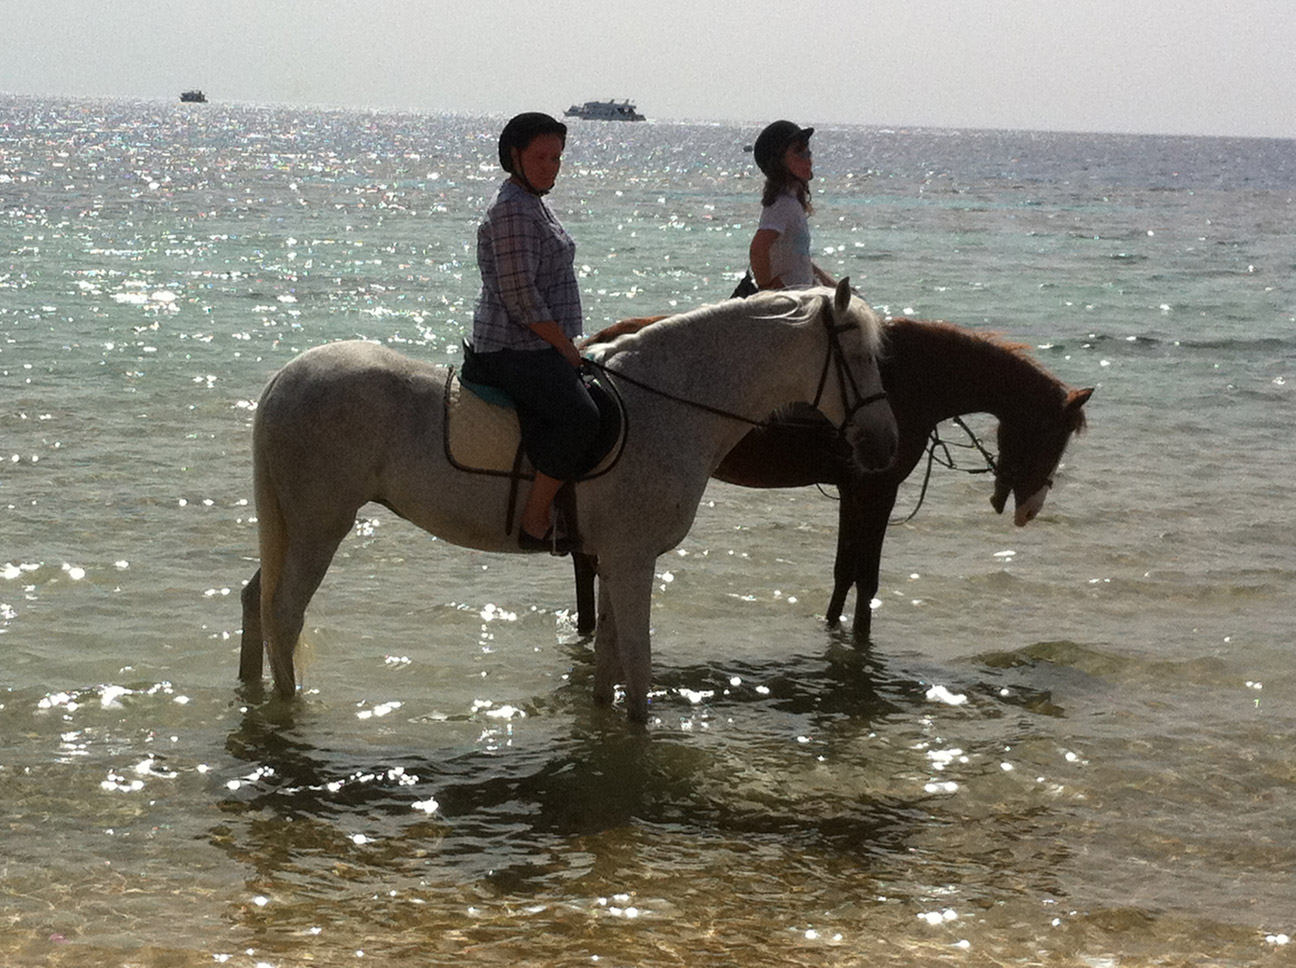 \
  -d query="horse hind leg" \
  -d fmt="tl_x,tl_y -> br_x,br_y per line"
250,493 -> 355,699
263,532 -> 352,699
249,429 -> 358,699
